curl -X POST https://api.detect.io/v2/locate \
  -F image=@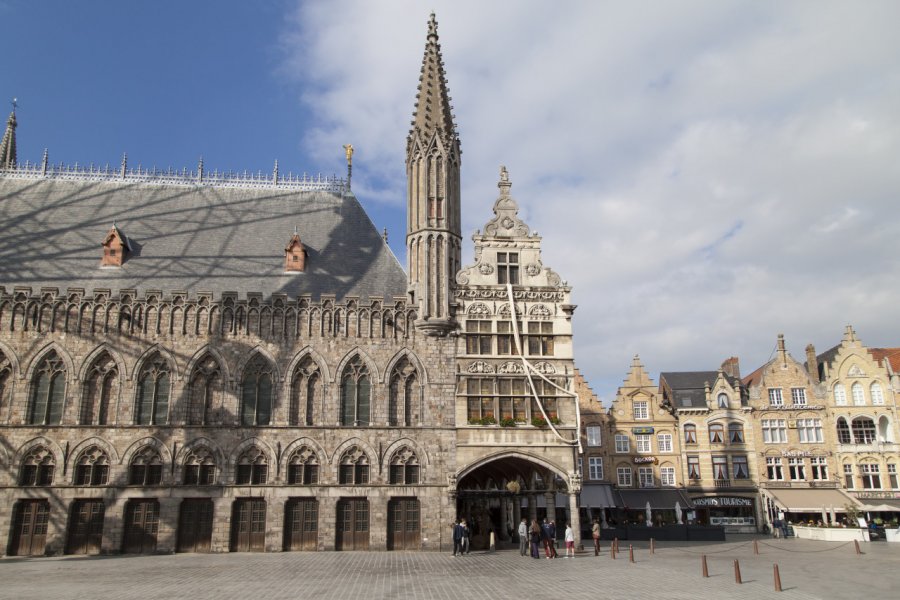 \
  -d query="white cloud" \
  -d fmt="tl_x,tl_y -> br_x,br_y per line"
279,0 -> 900,400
